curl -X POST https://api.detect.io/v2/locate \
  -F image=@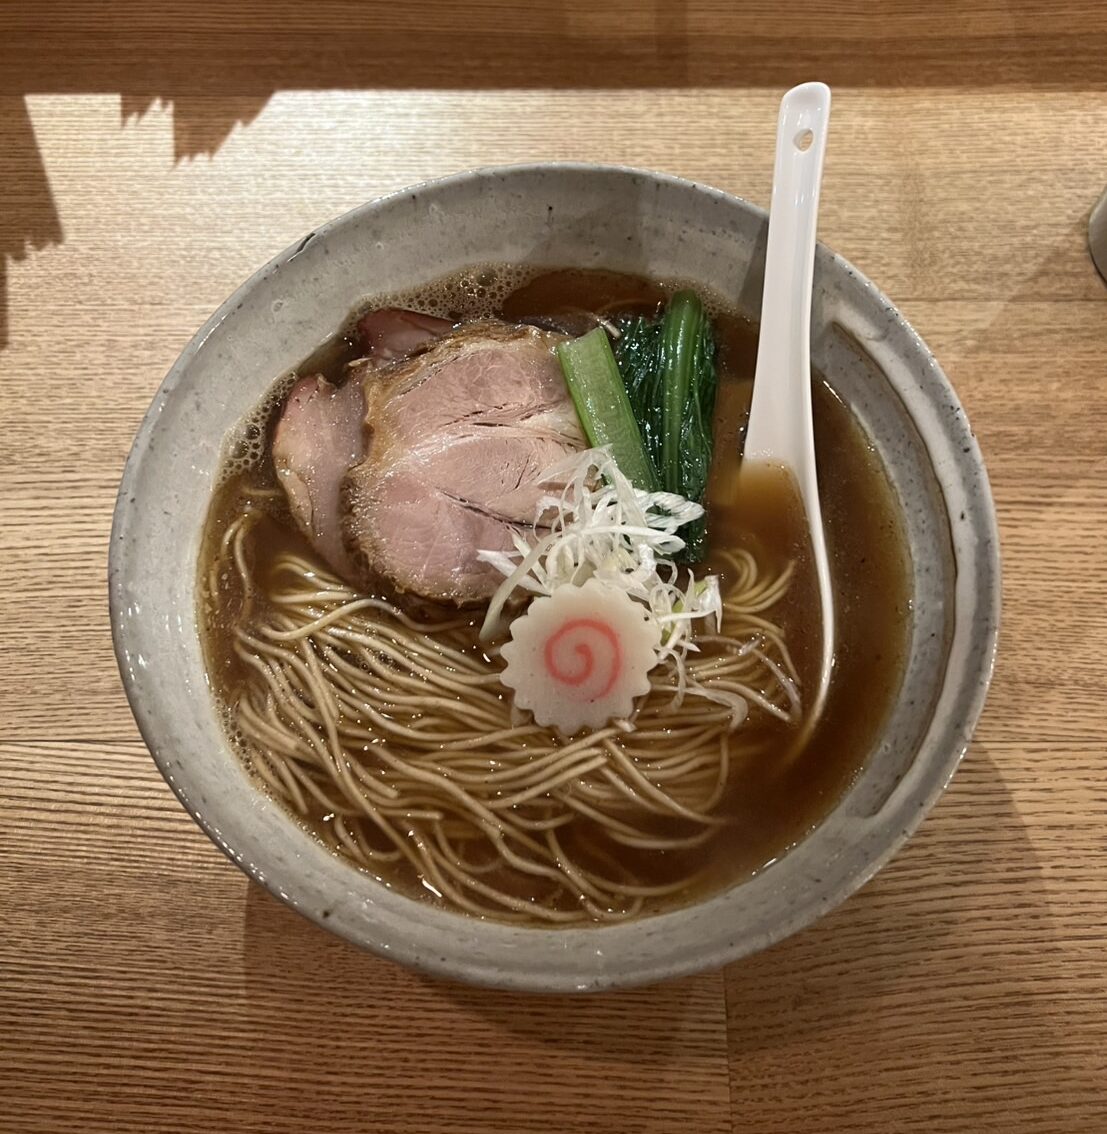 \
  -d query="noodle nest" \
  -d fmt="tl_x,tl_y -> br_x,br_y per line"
210,496 -> 799,924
